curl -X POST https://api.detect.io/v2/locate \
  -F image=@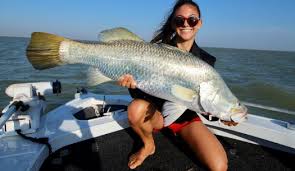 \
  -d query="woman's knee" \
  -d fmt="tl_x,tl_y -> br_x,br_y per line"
179,122 -> 228,171
127,99 -> 149,125
210,157 -> 228,171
